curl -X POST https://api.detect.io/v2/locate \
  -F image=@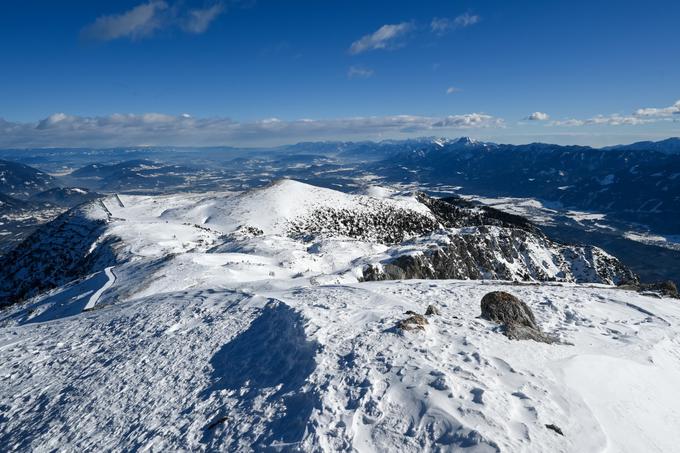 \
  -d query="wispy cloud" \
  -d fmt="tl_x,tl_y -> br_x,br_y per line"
526,112 -> 550,121
431,13 -> 480,35
0,112 -> 504,147
81,1 -> 226,41
551,99 -> 680,127
181,3 -> 225,34
349,22 -> 413,55
446,86 -> 461,95
347,66 -> 374,79
81,1 -> 169,41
